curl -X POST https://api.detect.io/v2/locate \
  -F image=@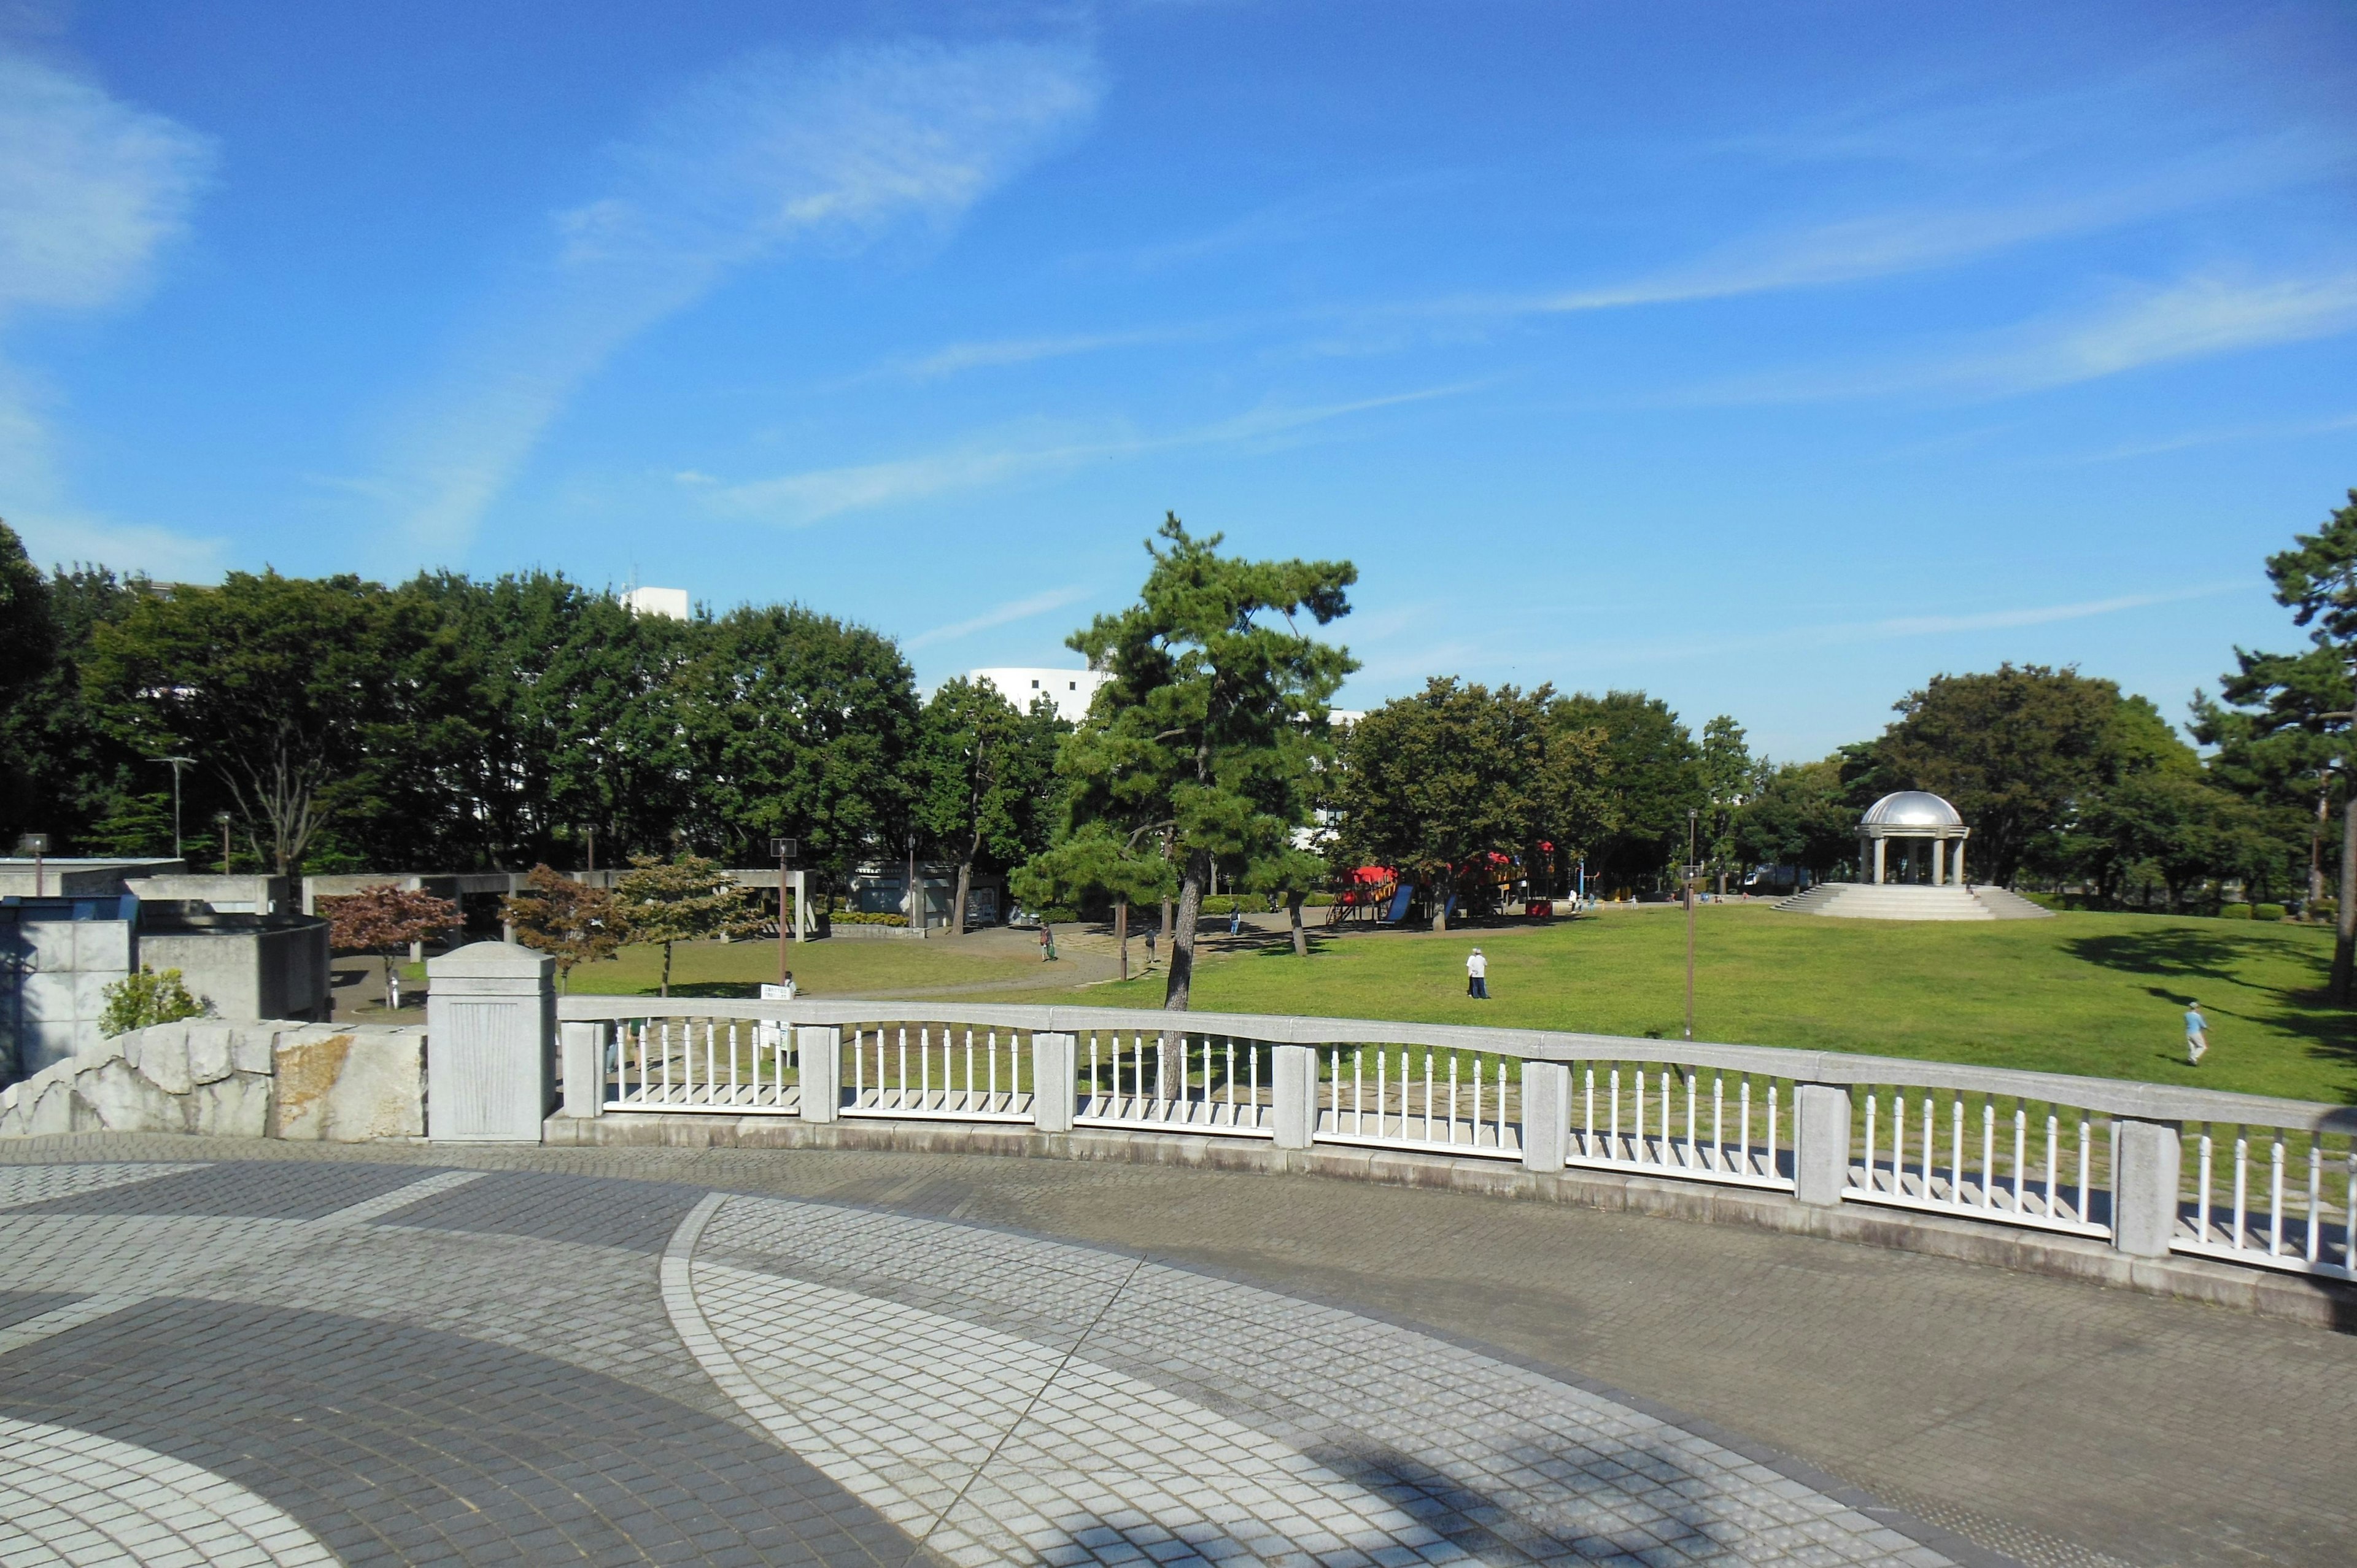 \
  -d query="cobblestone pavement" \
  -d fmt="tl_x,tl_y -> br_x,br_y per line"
1,1139 -> 2350,1568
